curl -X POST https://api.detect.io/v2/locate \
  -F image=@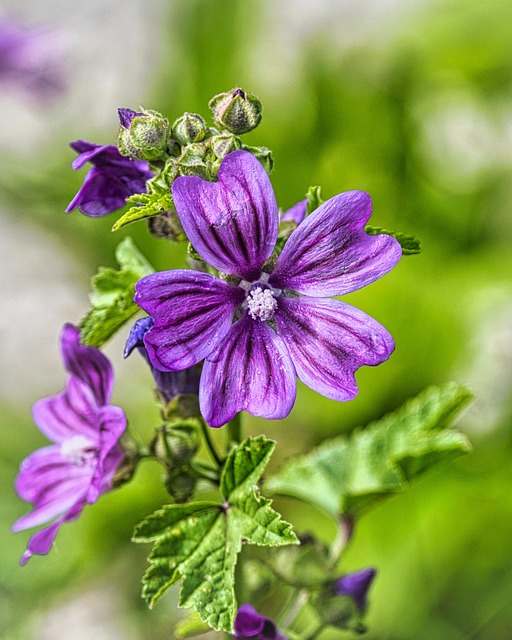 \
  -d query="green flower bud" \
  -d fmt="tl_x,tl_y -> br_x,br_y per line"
210,132 -> 242,159
152,422 -> 200,466
242,144 -> 274,173
117,107 -> 170,161
165,468 -> 197,503
208,88 -> 262,134
147,211 -> 186,243
178,143 -> 214,180
172,112 -> 209,146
